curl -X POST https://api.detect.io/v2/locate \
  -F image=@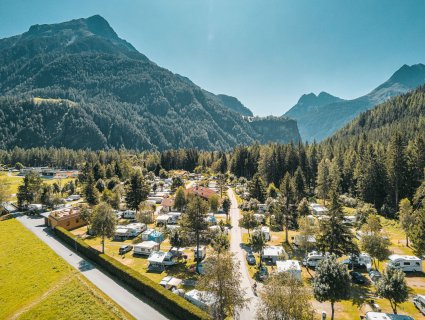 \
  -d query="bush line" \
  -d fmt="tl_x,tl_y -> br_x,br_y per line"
54,227 -> 210,320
